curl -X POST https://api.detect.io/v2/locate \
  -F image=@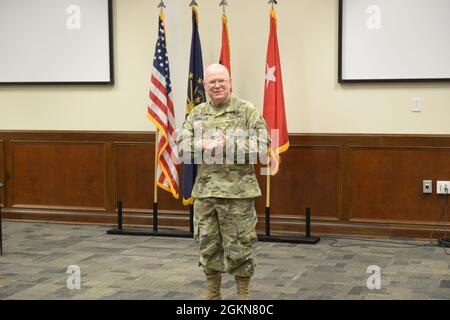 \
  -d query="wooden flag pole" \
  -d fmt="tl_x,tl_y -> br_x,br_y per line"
265,162 -> 271,237
265,0 -> 277,238
155,0 -> 164,209
153,130 -> 159,232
